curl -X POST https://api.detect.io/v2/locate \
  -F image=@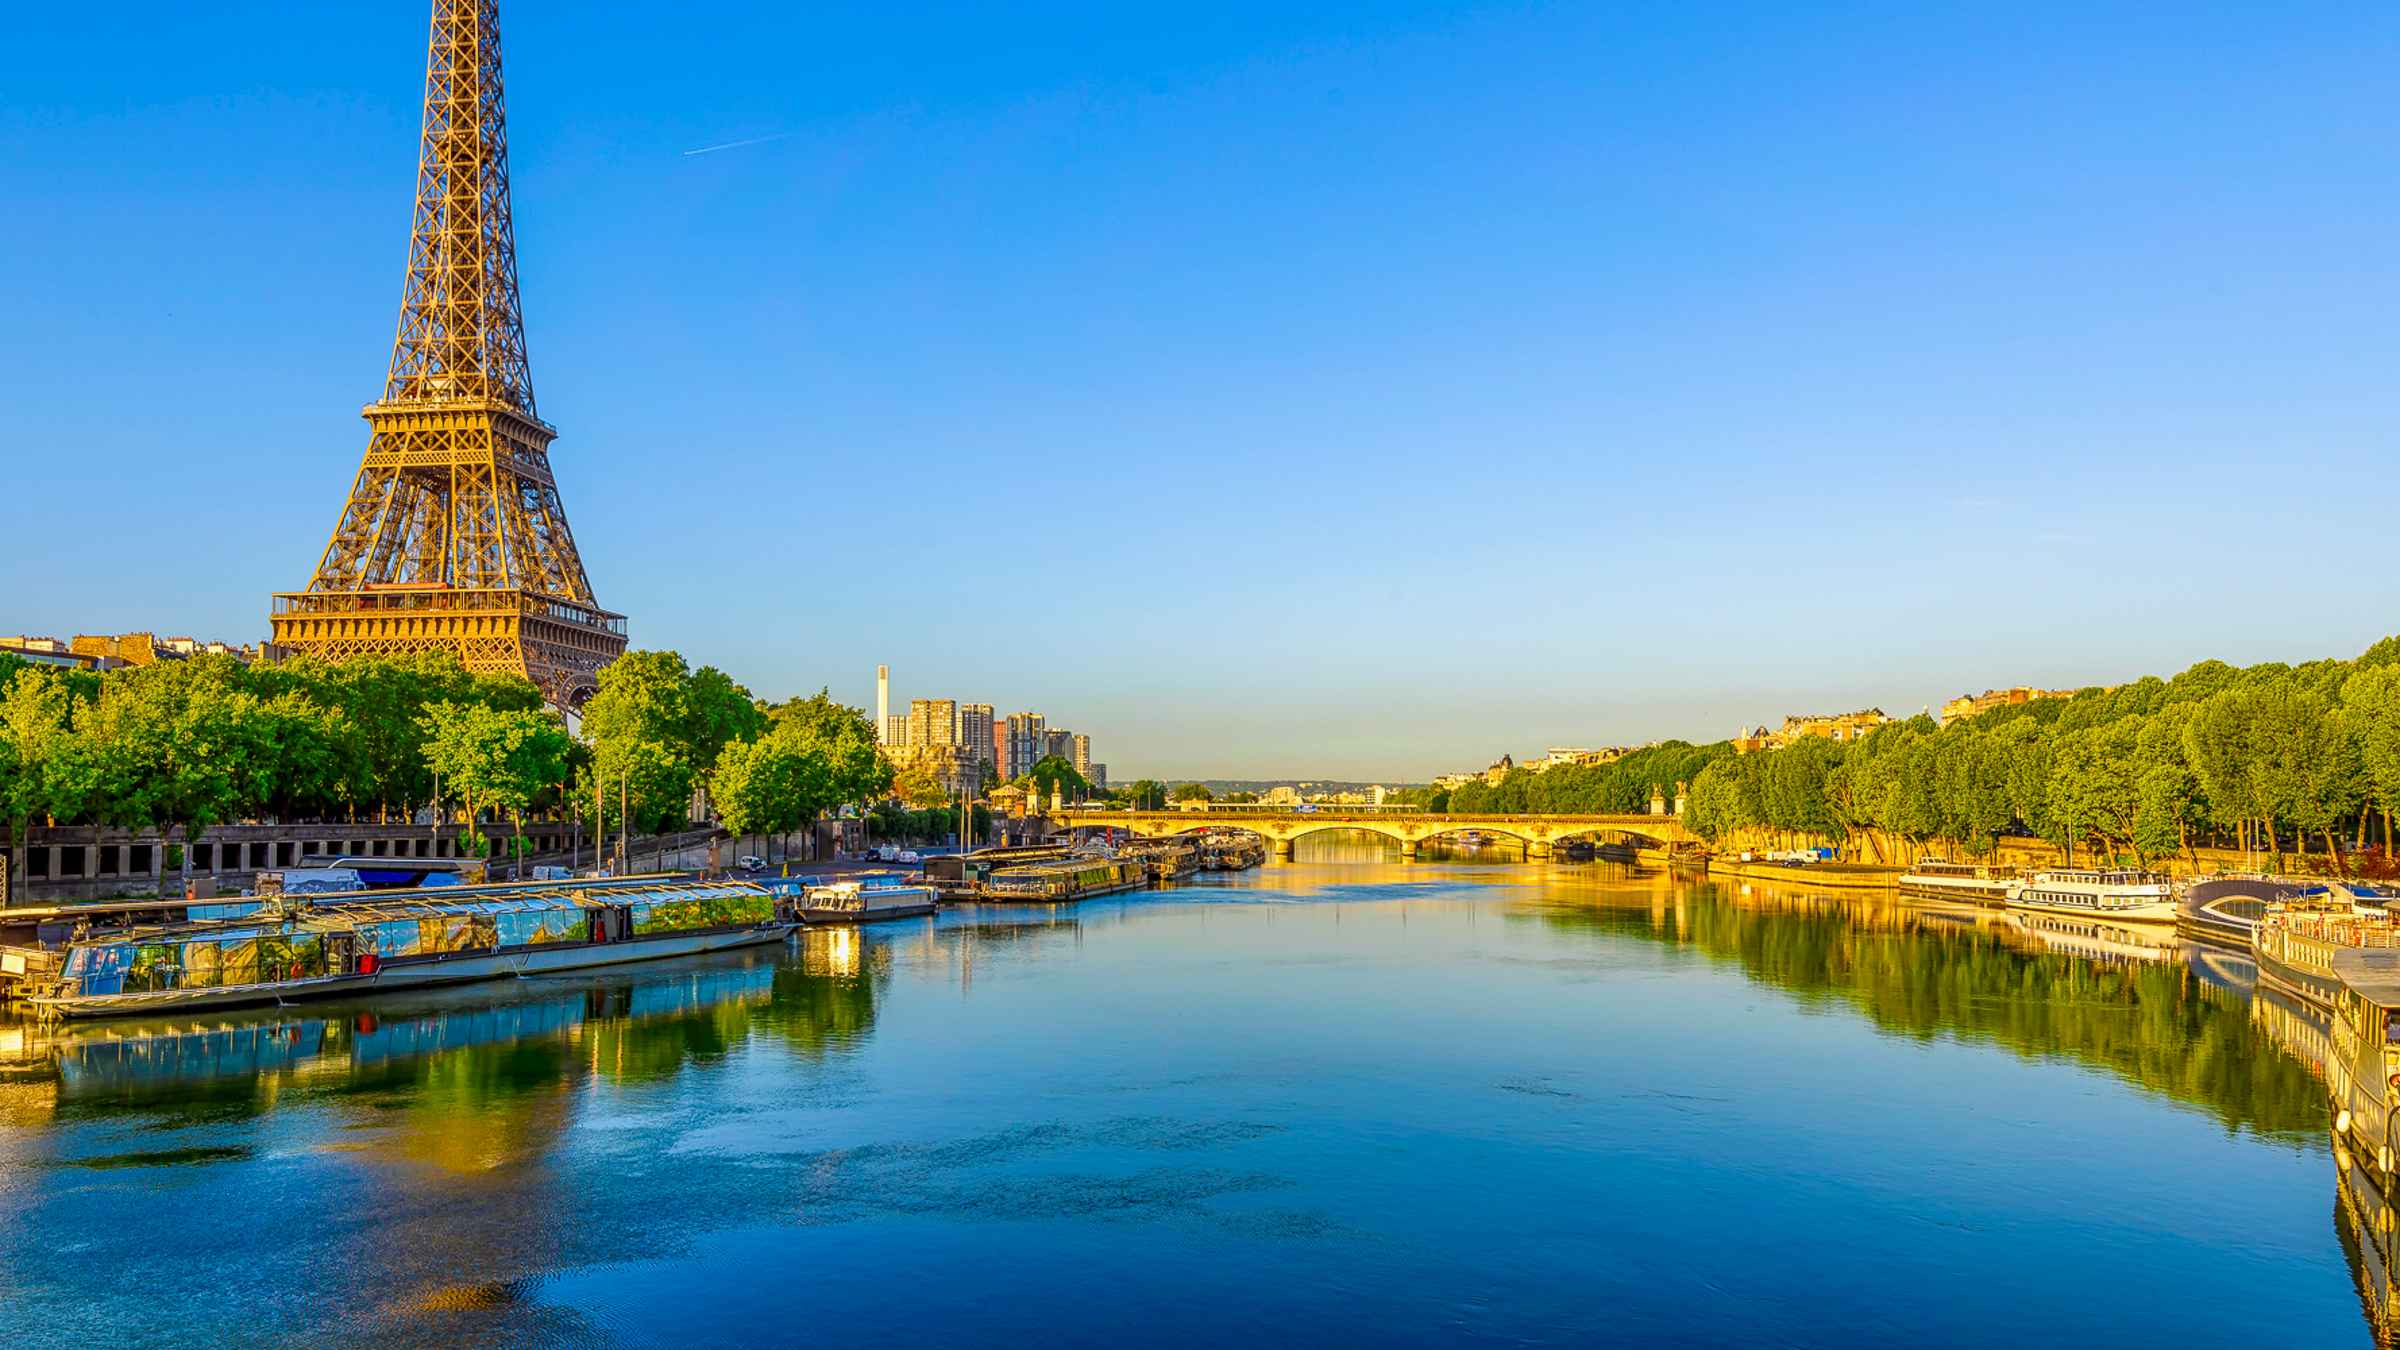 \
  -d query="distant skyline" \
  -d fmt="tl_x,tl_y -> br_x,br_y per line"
7,2 -> 2398,778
